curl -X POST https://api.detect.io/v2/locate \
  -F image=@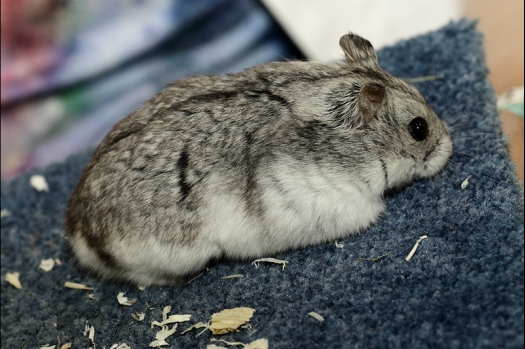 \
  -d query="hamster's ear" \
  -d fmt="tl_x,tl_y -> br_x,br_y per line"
339,33 -> 379,68
357,83 -> 385,126
327,83 -> 385,130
